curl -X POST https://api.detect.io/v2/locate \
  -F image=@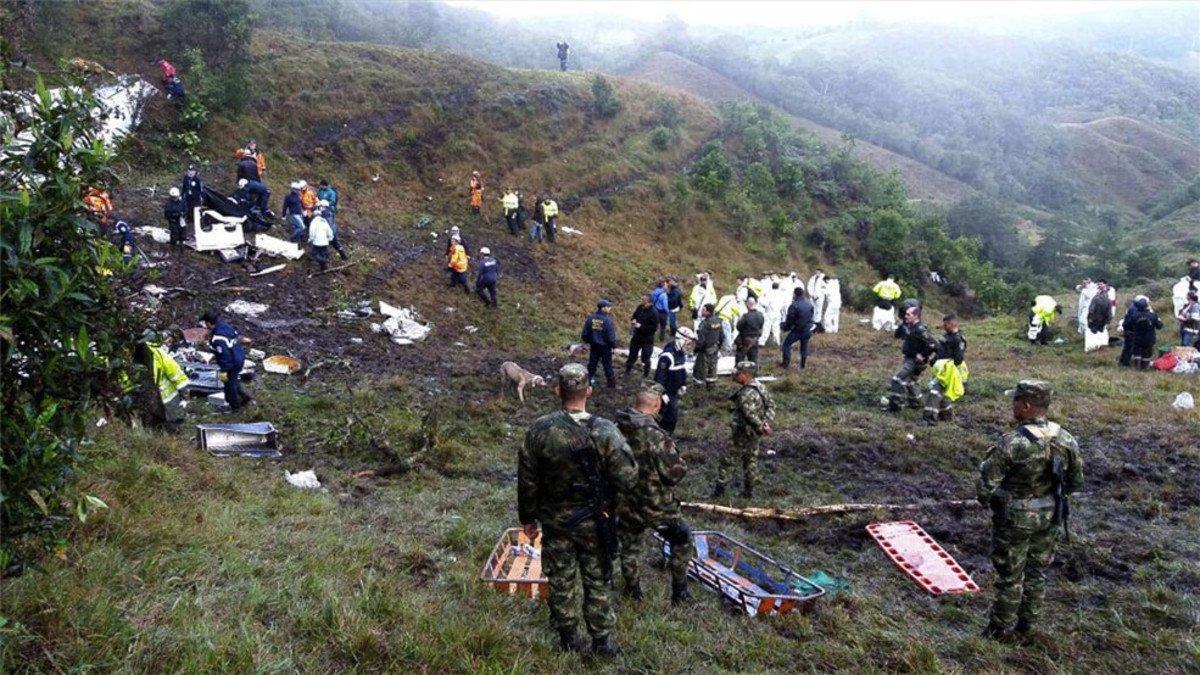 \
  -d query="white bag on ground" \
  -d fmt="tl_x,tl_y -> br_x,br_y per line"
1084,329 -> 1109,352
1172,392 -> 1194,410
285,469 -> 321,489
